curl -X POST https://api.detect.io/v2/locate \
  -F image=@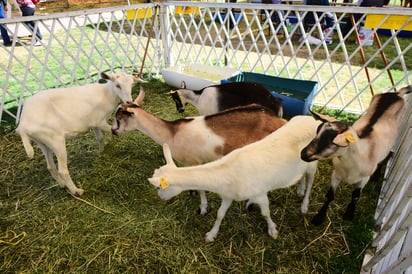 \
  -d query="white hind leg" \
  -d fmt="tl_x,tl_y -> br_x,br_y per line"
198,190 -> 208,215
43,136 -> 84,196
37,143 -> 60,186
93,127 -> 104,153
